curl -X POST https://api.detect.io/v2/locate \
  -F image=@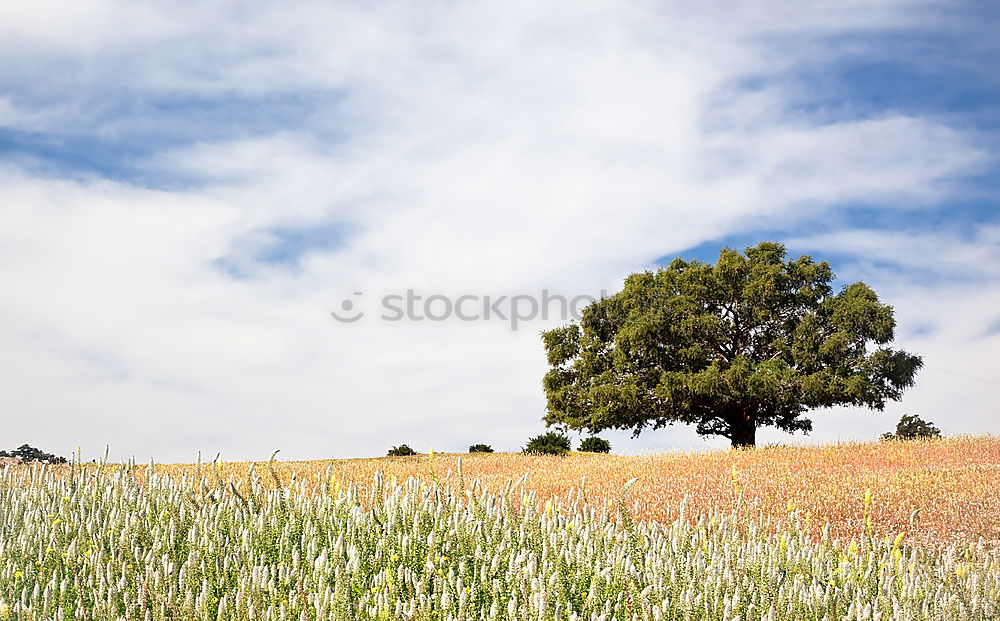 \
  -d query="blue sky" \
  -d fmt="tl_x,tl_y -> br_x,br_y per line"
0,0 -> 997,461
0,91 -> 343,187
